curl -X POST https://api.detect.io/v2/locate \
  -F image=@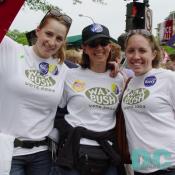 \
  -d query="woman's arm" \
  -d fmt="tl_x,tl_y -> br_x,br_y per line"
0,36 -> 19,59
108,61 -> 120,78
